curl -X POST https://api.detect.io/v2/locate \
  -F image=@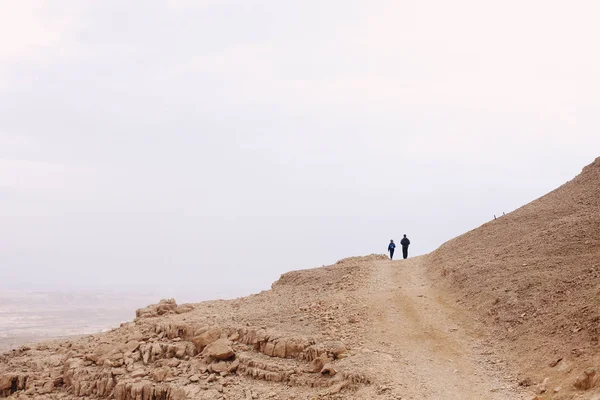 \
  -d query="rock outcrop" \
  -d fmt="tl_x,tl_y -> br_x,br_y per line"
0,254 -> 382,400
